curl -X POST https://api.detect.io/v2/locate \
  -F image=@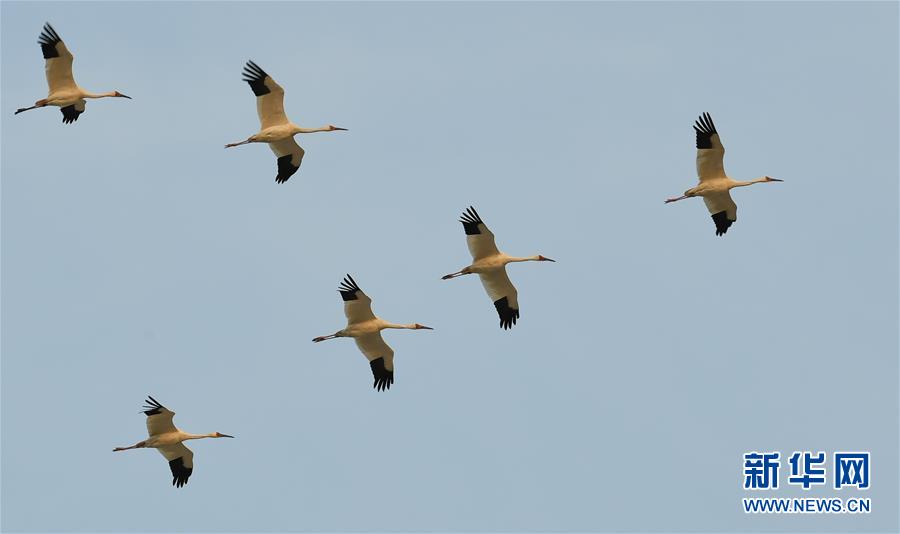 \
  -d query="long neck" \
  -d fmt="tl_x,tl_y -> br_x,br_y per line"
182,432 -> 216,441
83,91 -> 117,99
381,322 -> 417,330
506,255 -> 542,264
730,176 -> 769,189
294,125 -> 332,134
